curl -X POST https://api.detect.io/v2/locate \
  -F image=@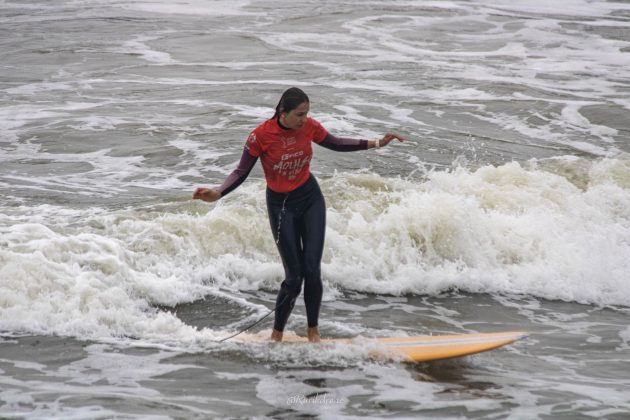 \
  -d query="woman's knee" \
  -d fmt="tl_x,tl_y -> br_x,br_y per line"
303,270 -> 322,289
281,276 -> 303,298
